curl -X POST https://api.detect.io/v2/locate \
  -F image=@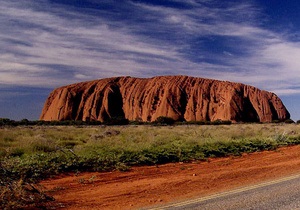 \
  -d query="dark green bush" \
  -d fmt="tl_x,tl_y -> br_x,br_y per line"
284,119 -> 295,124
32,143 -> 56,153
103,117 -> 129,125
153,116 -> 175,125
9,148 -> 25,157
